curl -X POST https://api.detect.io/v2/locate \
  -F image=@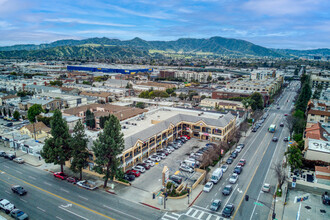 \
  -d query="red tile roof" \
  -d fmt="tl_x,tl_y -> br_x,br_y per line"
305,122 -> 329,141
